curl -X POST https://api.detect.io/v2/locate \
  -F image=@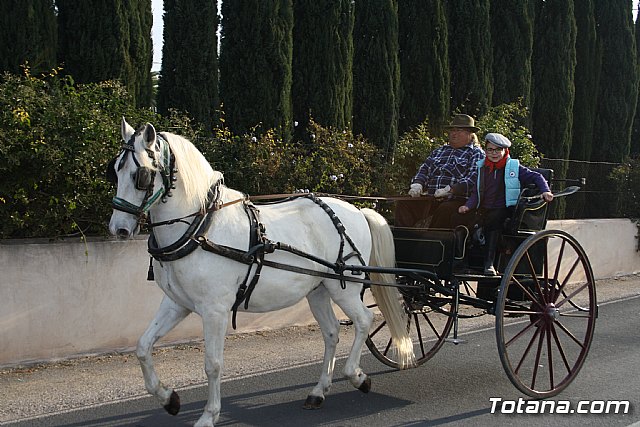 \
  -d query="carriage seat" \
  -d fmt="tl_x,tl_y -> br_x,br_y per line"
503,167 -> 553,234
